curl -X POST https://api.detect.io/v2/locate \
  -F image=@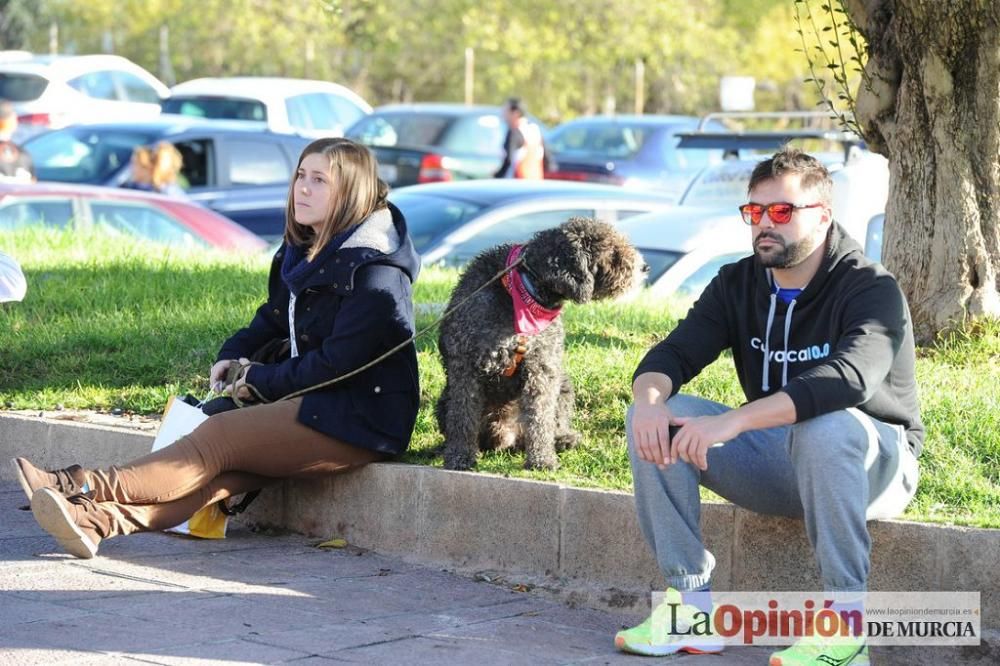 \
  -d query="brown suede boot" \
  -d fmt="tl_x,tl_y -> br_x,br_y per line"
30,488 -> 110,559
11,458 -> 88,502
